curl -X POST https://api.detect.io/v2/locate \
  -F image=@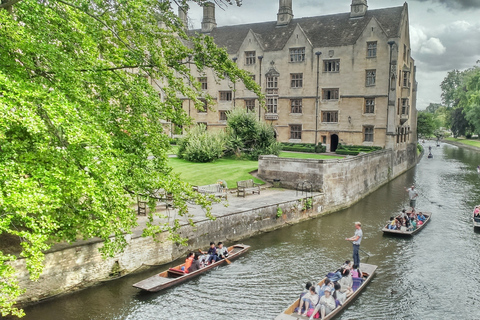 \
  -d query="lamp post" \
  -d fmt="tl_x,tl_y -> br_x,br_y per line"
387,41 -> 395,135
258,55 -> 263,121
315,51 -> 322,146
232,57 -> 237,108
